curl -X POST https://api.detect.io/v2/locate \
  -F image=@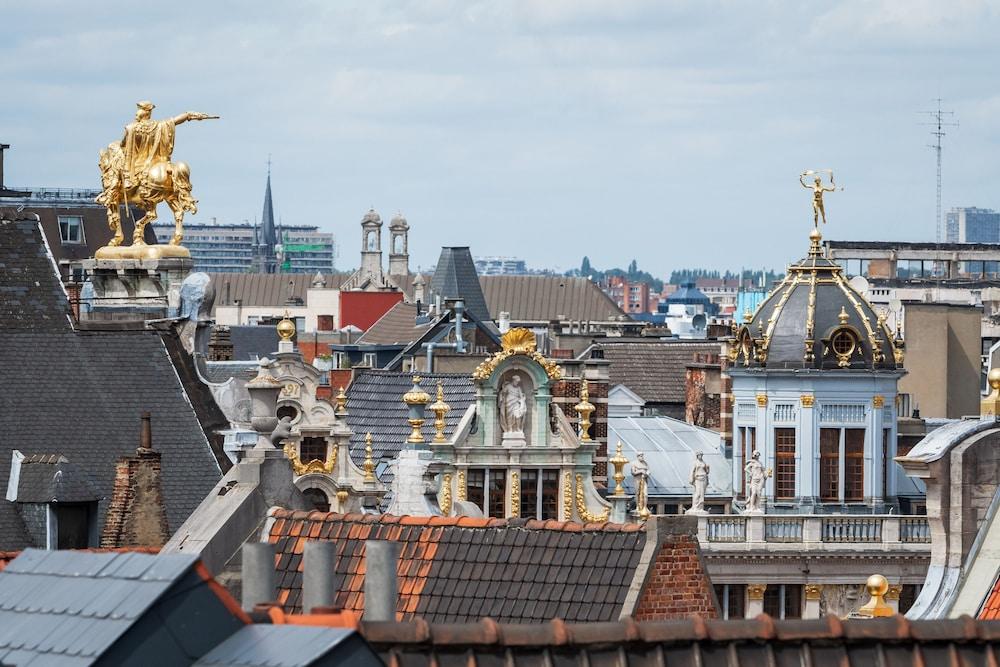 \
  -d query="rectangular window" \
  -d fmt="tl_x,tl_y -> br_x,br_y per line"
774,428 -> 796,500
713,584 -> 745,620
467,468 -> 485,512
520,469 -> 538,519
299,437 -> 327,463
820,428 -> 840,501
488,470 -> 506,518
56,503 -> 91,549
845,428 -> 865,501
883,428 -> 891,498
739,427 -> 756,499
763,584 -> 802,620
58,215 -> 84,244
541,470 -> 559,520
